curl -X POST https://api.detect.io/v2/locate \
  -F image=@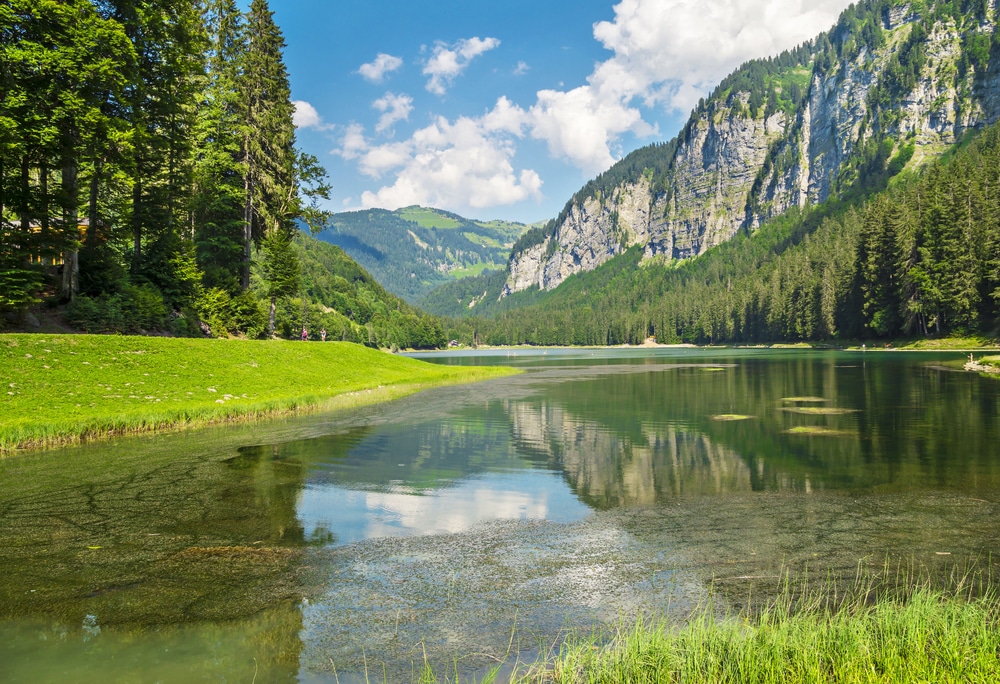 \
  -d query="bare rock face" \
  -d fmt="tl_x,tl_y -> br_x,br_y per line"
649,107 -> 787,261
505,176 -> 656,294
502,8 -> 1000,296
